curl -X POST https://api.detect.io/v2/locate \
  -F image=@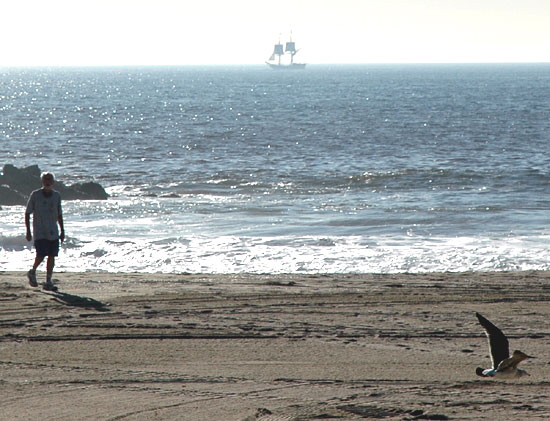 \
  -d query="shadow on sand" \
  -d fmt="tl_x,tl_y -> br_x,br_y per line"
42,290 -> 110,312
